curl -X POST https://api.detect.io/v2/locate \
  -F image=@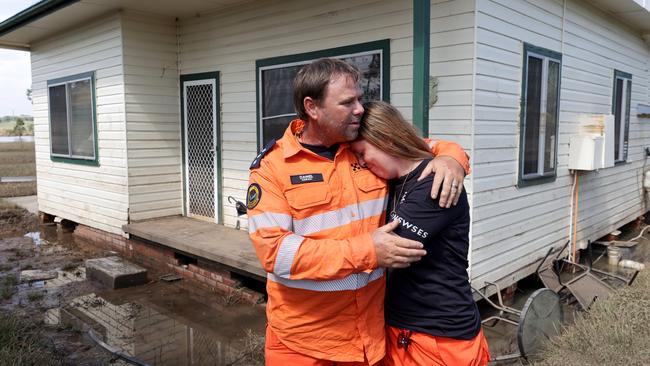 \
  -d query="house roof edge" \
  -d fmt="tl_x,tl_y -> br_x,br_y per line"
0,0 -> 79,38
